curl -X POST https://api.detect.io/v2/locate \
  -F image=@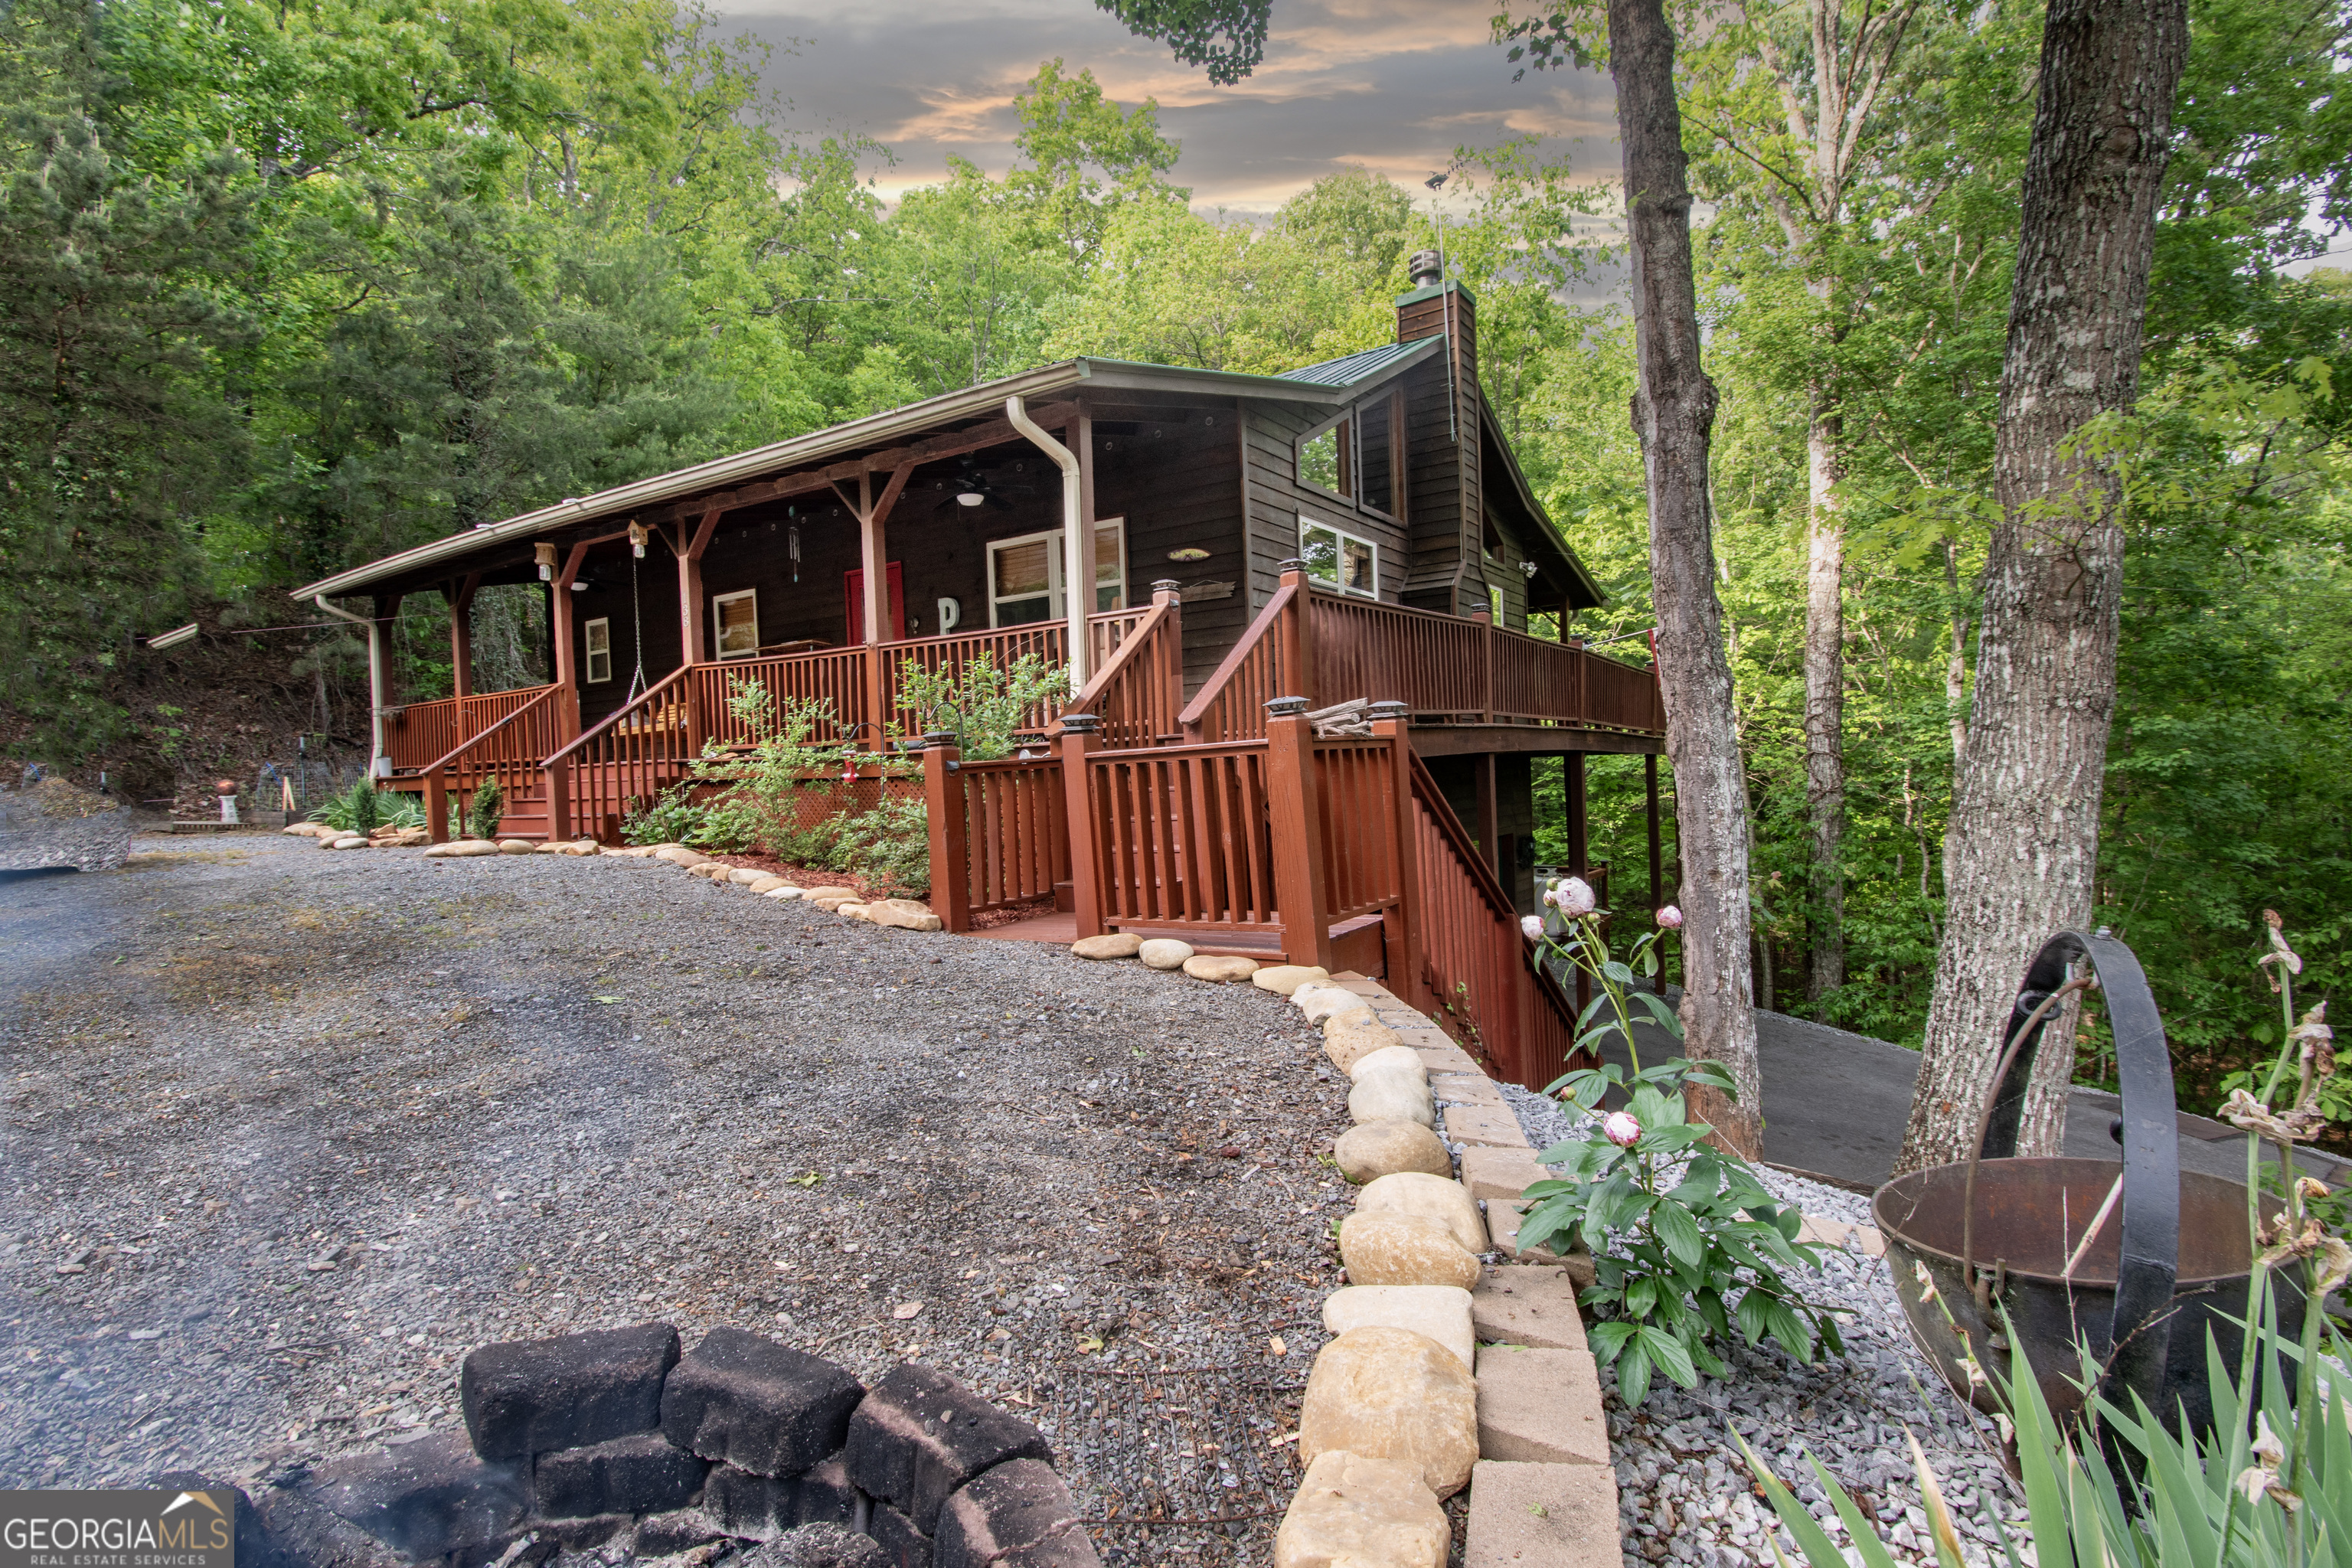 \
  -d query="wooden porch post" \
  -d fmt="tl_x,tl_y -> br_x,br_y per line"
1058,714 -> 1104,938
921,735 -> 971,933
1372,702 -> 1423,1007
1276,560 -> 1313,704
841,462 -> 914,739
1566,752 -> 1589,875
1266,697 -> 1336,971
550,544 -> 589,743
1474,752 -> 1500,883
449,573 -> 479,704
678,510 -> 721,665
1472,607 -> 1494,724
424,775 -> 451,843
